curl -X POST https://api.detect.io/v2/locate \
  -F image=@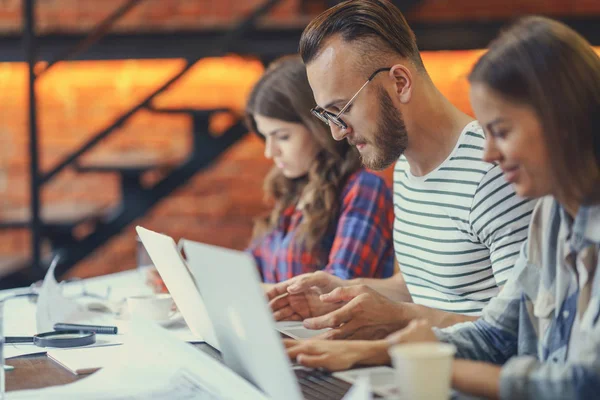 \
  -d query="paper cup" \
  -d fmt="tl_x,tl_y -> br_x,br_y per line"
389,342 -> 456,400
